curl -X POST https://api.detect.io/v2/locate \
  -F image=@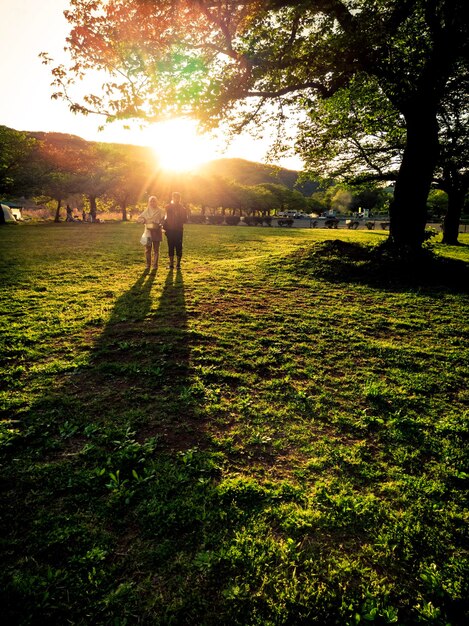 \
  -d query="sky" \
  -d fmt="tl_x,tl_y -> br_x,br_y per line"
0,0 -> 303,171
